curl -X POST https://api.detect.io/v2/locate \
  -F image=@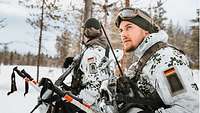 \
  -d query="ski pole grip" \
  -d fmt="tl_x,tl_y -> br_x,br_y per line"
13,67 -> 26,78
21,69 -> 33,81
